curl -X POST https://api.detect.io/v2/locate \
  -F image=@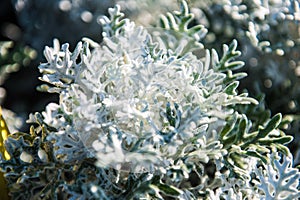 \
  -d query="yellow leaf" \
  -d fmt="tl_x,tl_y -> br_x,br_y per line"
0,107 -> 10,160
0,107 -> 11,200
